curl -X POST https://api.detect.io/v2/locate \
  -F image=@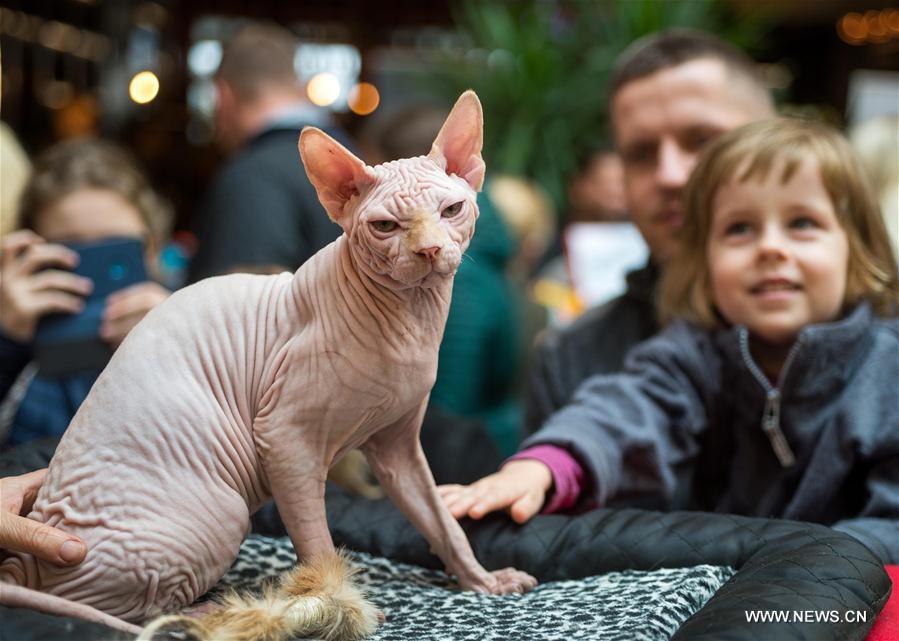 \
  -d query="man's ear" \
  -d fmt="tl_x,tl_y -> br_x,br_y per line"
299,127 -> 376,228
428,90 -> 485,192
